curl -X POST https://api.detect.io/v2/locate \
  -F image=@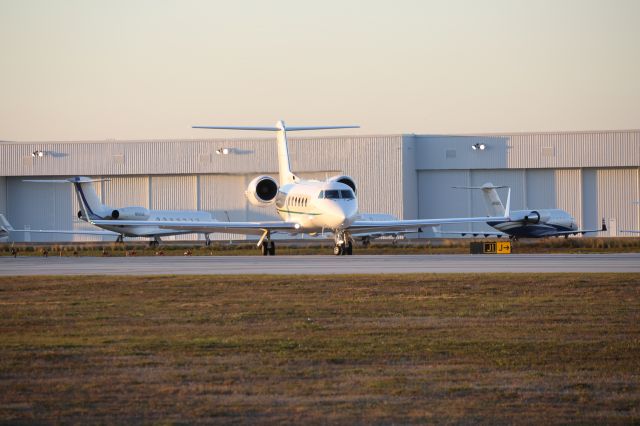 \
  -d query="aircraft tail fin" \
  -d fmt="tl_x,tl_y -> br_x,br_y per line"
24,177 -> 111,220
453,183 -> 507,217
193,120 -> 359,186
504,188 -> 511,218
